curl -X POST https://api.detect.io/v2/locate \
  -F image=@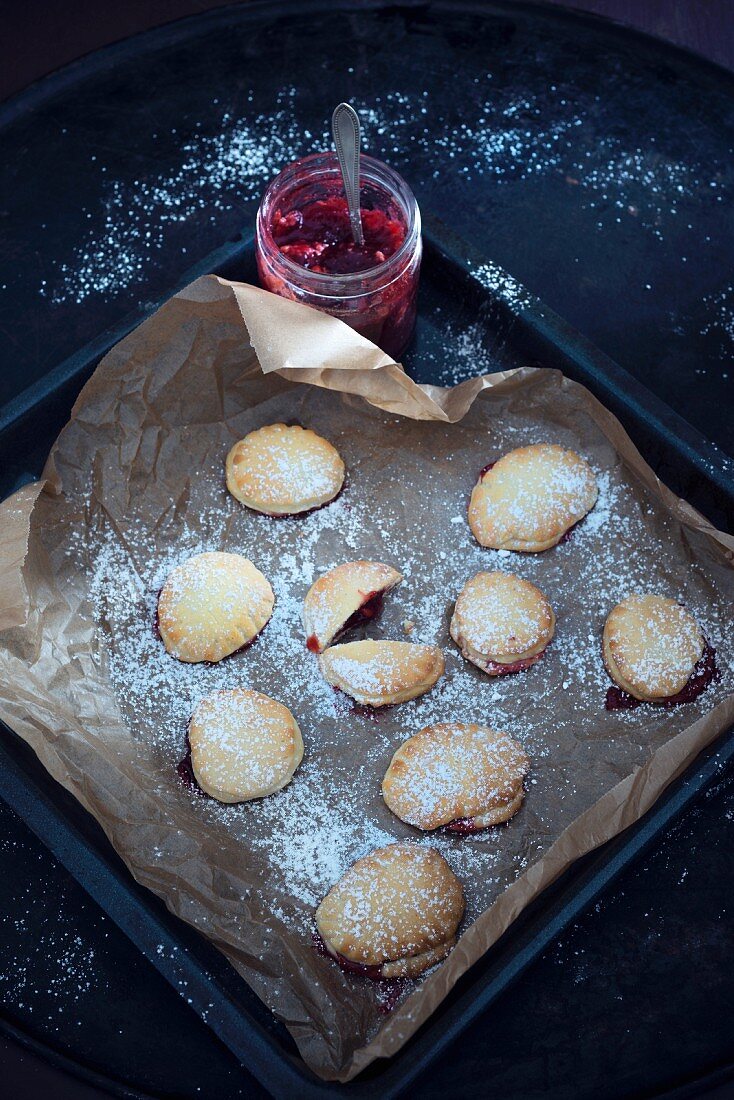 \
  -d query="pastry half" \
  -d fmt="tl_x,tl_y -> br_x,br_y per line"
603,594 -> 704,702
226,423 -> 345,516
157,551 -> 274,663
319,640 -> 444,706
315,842 -> 464,978
303,560 -> 402,653
468,443 -> 598,551
382,723 -> 529,832
450,570 -> 555,675
189,688 -> 303,803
